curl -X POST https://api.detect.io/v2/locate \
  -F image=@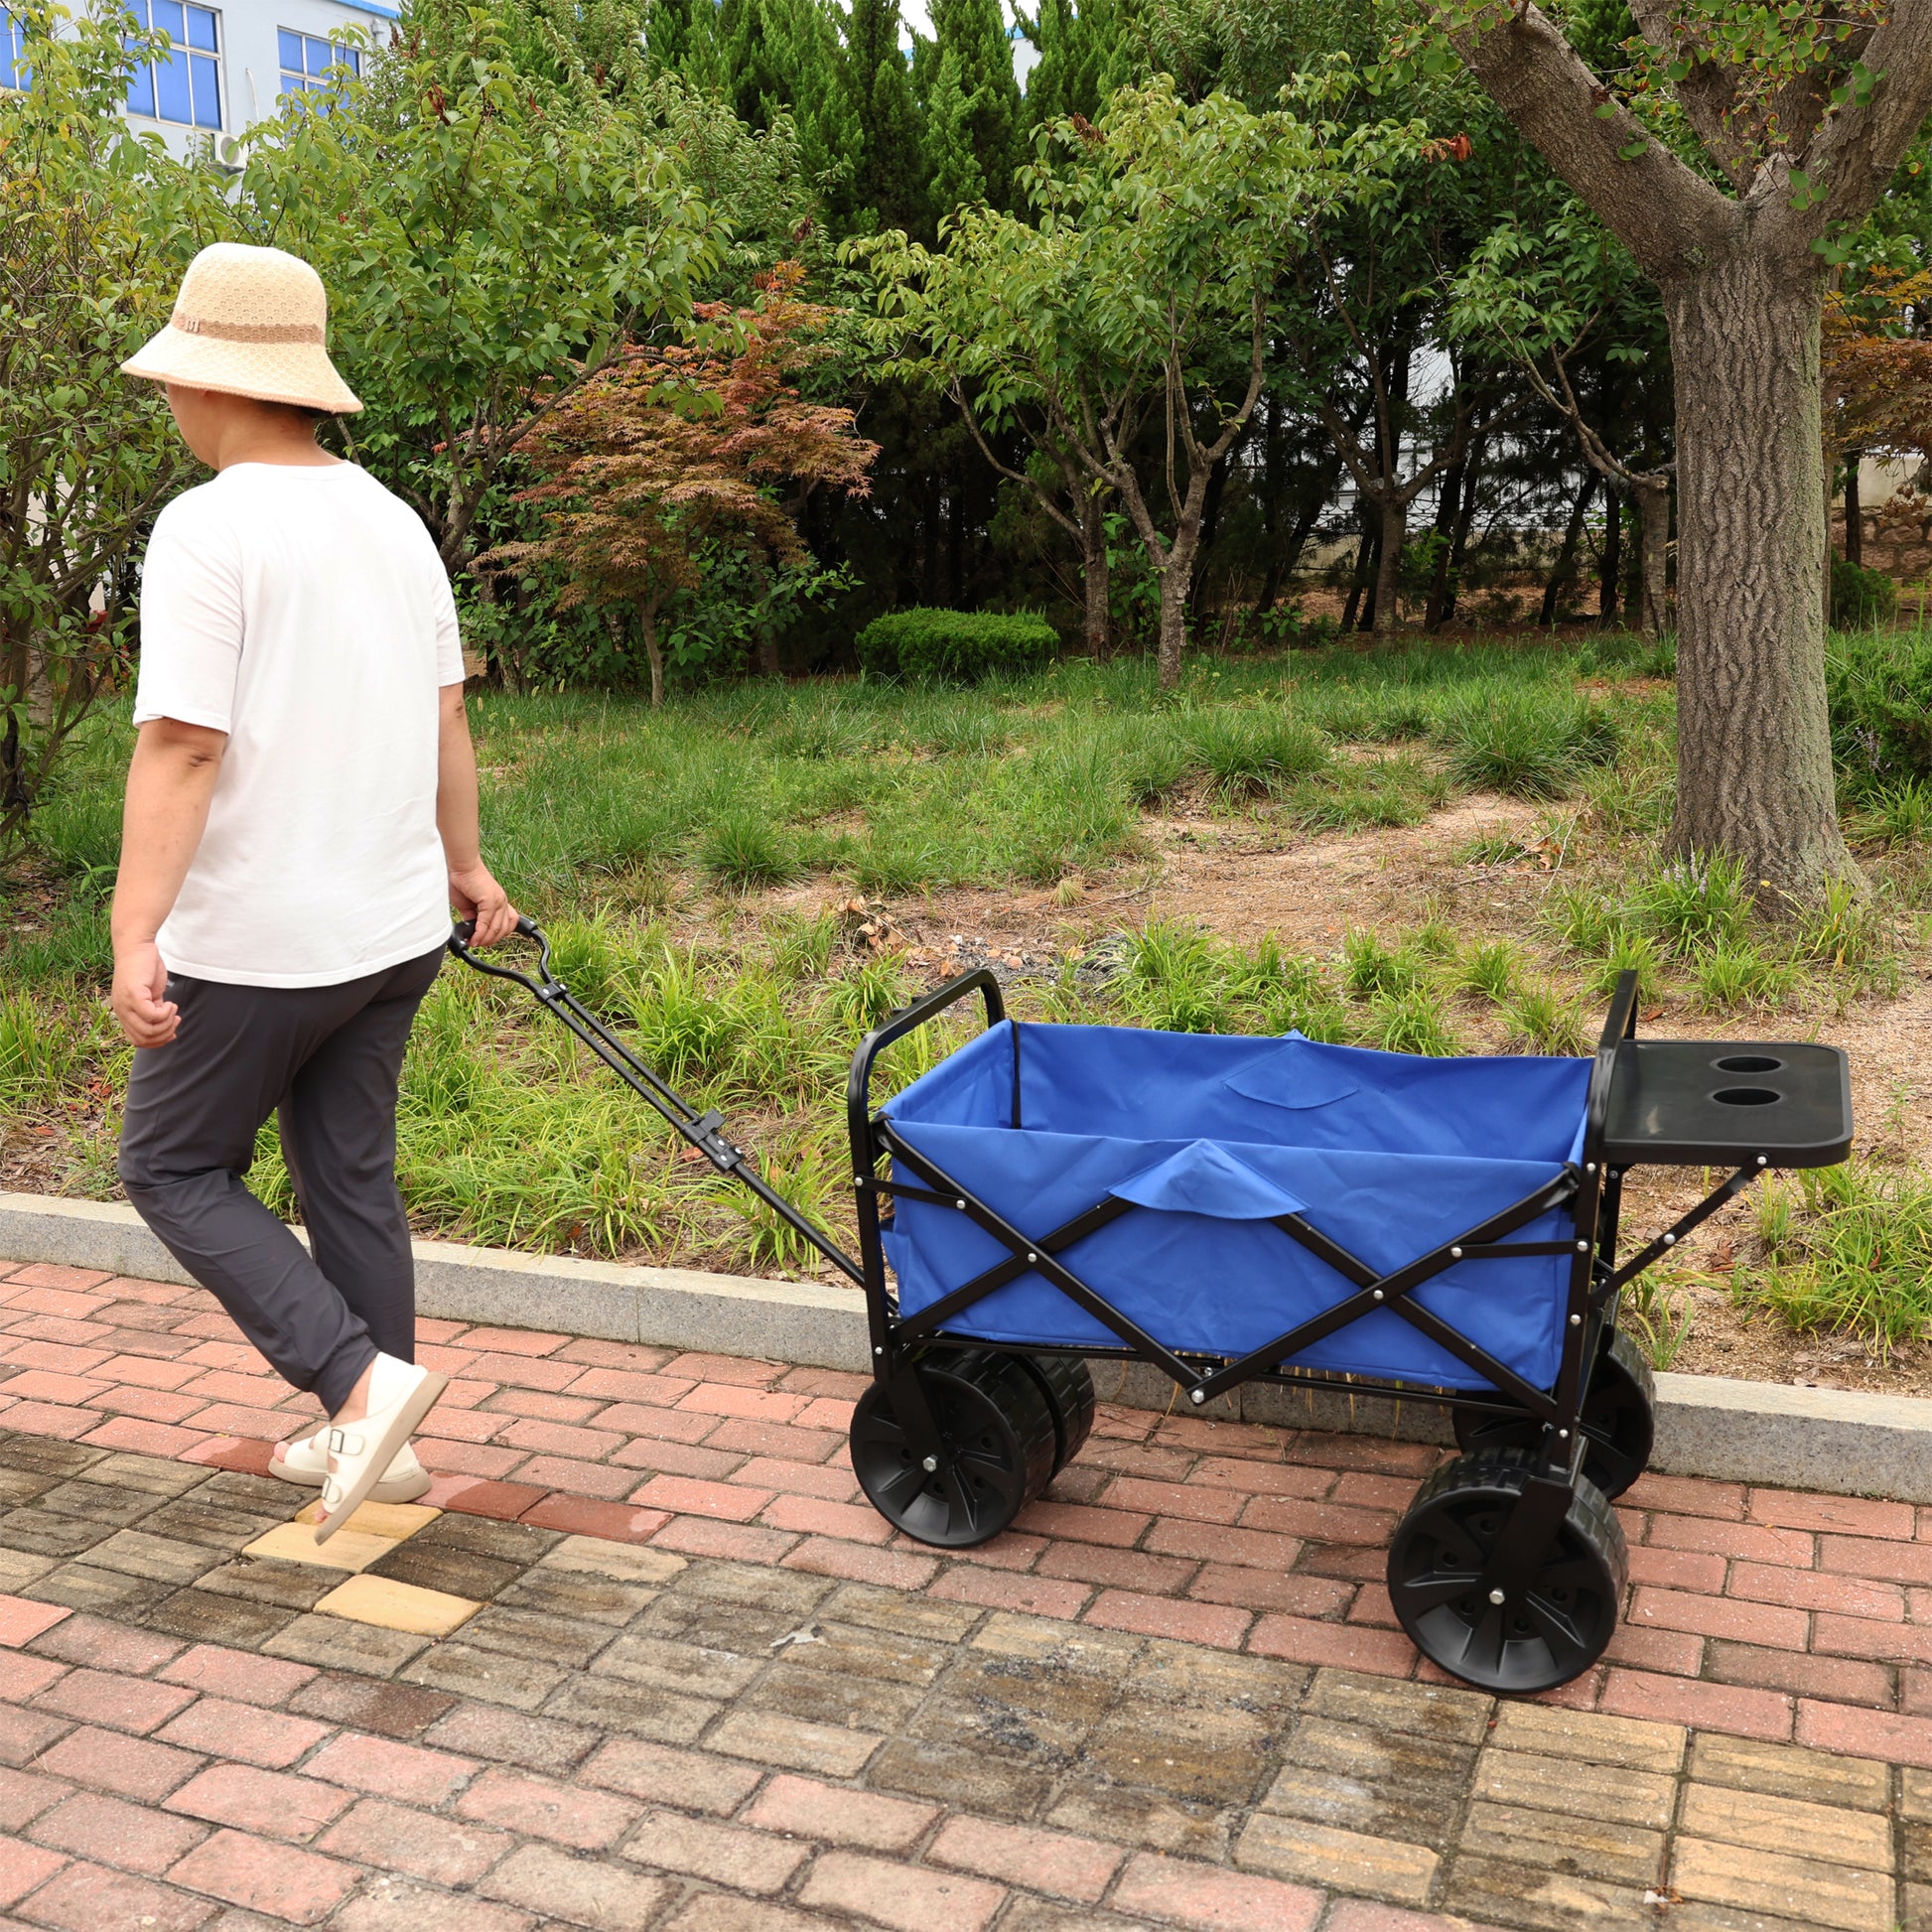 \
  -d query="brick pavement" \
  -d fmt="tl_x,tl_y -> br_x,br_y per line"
1,1259 -> 1930,1766
0,1428 -> 1915,1931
